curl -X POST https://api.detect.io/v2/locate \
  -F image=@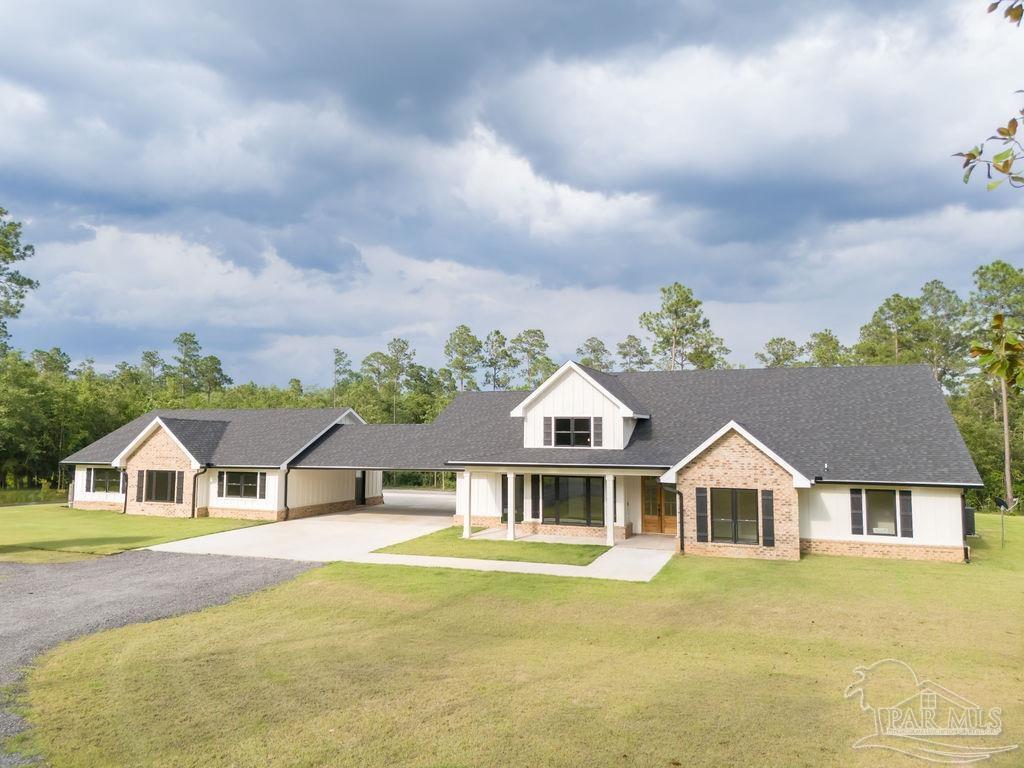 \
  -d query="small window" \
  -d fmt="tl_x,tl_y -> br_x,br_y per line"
144,470 -> 176,502
865,489 -> 897,536
710,488 -> 759,544
92,468 -> 122,493
553,417 -> 592,447
223,471 -> 261,499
